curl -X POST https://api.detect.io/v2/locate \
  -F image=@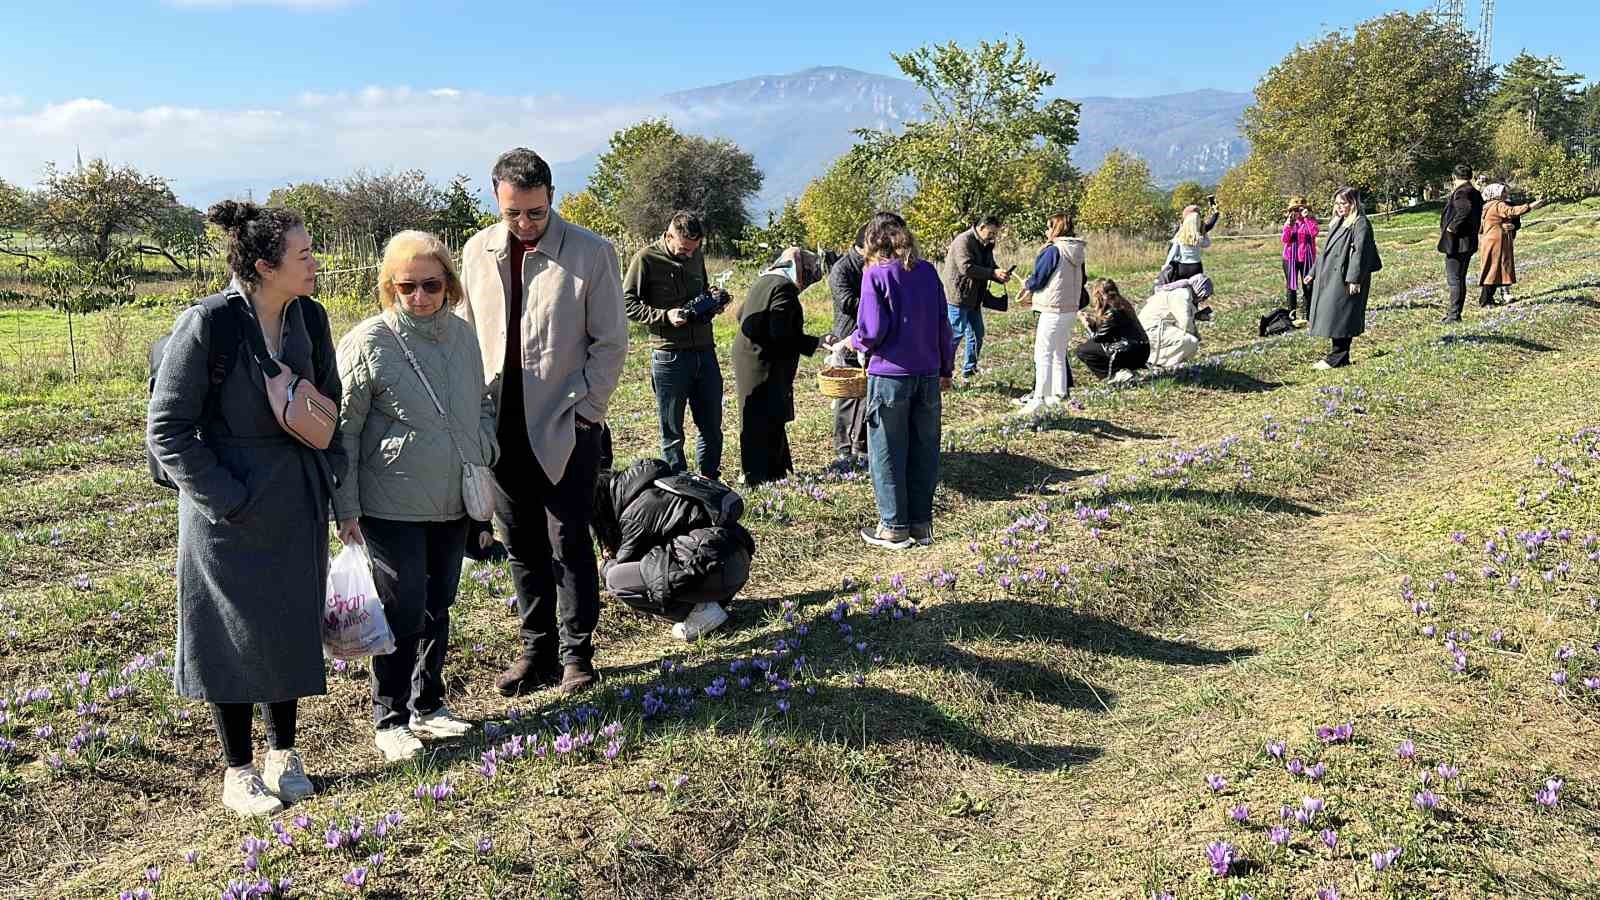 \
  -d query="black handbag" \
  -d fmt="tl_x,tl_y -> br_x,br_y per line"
981,287 -> 1009,312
